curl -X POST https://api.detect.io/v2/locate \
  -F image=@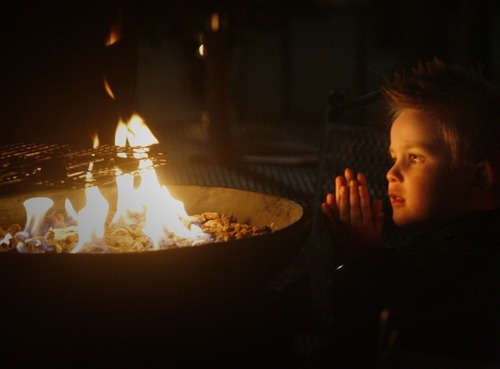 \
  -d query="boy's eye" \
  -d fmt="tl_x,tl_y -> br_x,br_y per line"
409,154 -> 424,164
